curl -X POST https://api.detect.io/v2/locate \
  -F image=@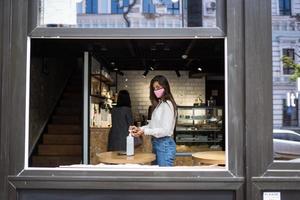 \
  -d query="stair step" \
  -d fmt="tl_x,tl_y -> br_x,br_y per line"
38,145 -> 82,156
69,82 -> 82,87
56,107 -> 82,115
52,115 -> 81,124
48,124 -> 81,134
60,100 -> 82,107
31,156 -> 82,167
65,87 -> 82,93
43,134 -> 82,145
63,92 -> 82,98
